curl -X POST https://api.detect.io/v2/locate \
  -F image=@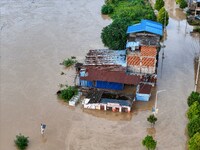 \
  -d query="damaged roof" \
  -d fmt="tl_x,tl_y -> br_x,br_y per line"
84,49 -> 126,67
